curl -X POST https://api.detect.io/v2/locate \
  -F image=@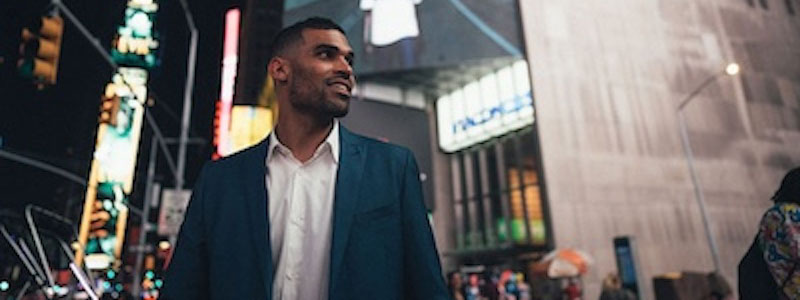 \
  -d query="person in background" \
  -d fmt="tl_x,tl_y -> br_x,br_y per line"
599,273 -> 635,300
449,271 -> 466,300
741,167 -> 800,299
705,272 -> 733,300
563,277 -> 581,300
